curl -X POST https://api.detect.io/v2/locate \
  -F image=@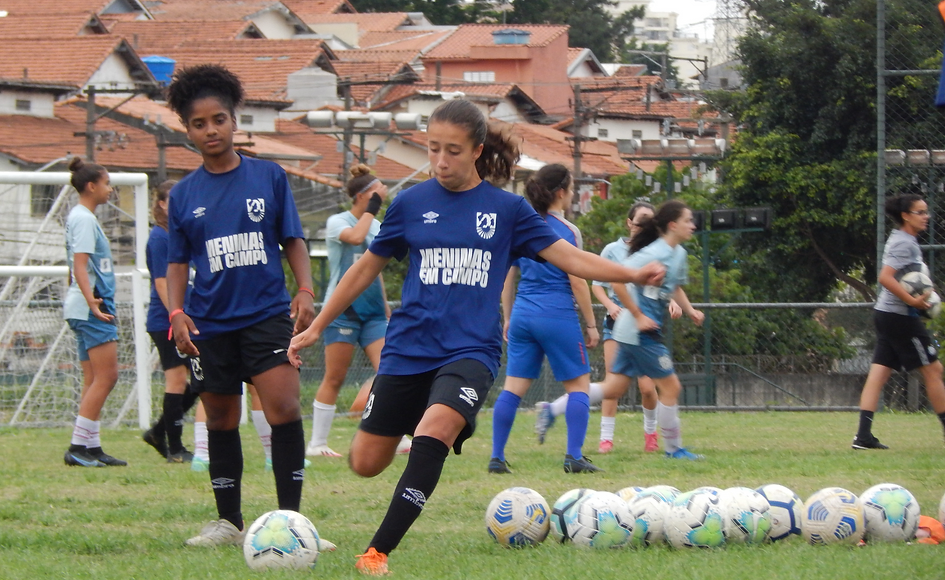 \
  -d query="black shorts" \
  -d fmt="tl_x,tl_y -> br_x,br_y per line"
188,314 -> 294,395
149,330 -> 189,371
872,310 -> 939,372
359,359 -> 494,454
